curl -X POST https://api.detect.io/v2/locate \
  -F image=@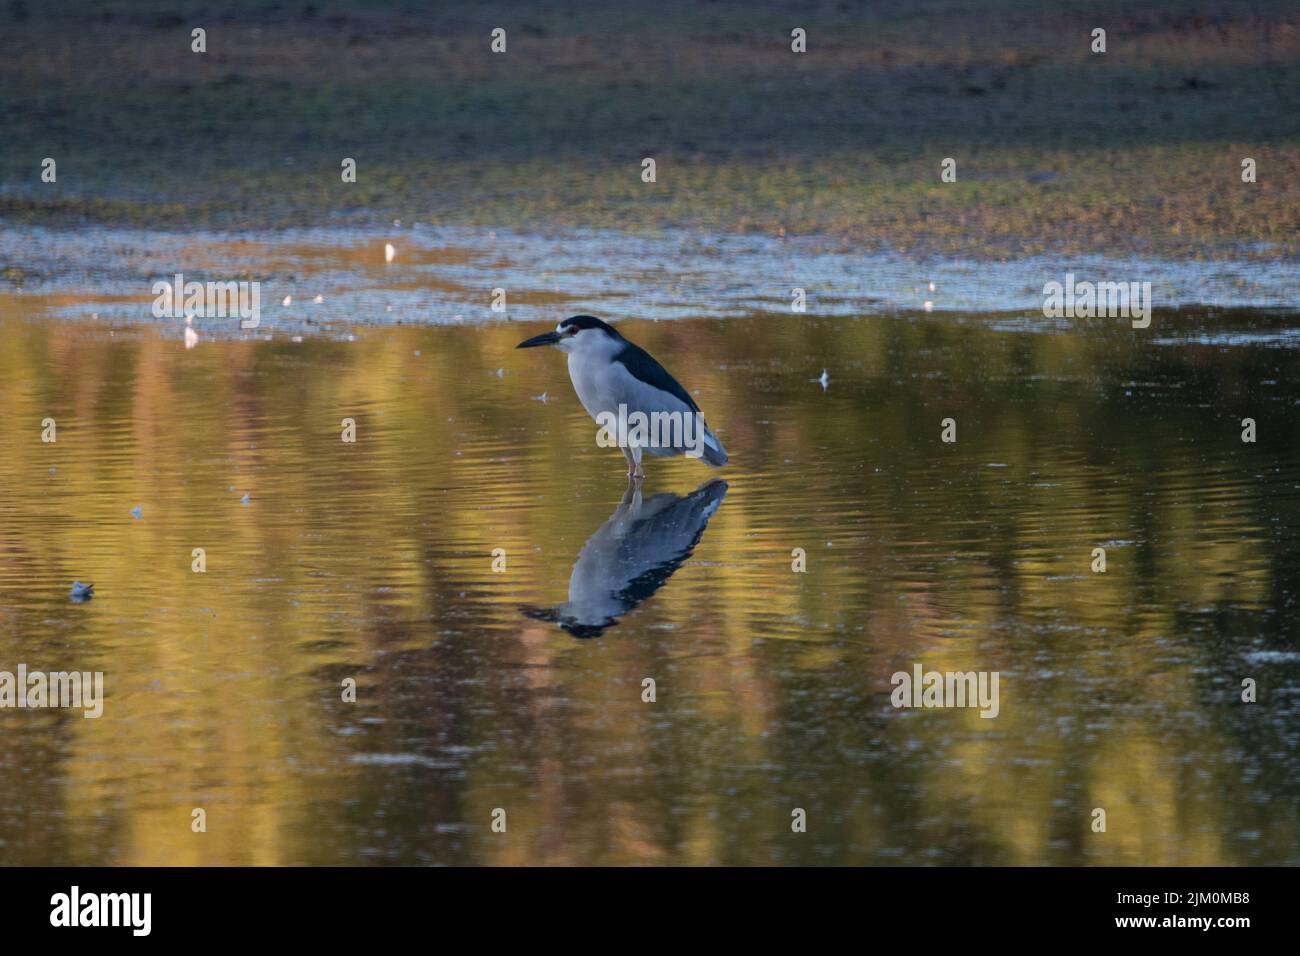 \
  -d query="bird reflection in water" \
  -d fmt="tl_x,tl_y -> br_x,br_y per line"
522,478 -> 728,638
